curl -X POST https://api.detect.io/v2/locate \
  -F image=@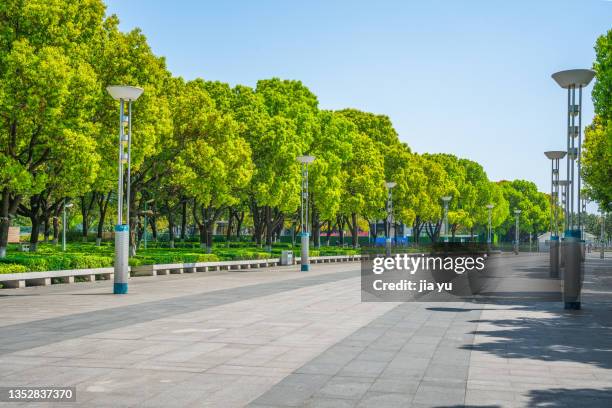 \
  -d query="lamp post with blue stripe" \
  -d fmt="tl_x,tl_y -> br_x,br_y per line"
106,85 -> 143,294
297,155 -> 315,272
